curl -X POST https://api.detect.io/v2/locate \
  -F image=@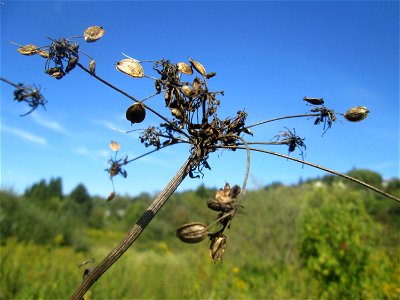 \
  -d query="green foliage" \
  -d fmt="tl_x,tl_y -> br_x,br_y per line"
298,186 -> 397,299
1,173 -> 399,299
